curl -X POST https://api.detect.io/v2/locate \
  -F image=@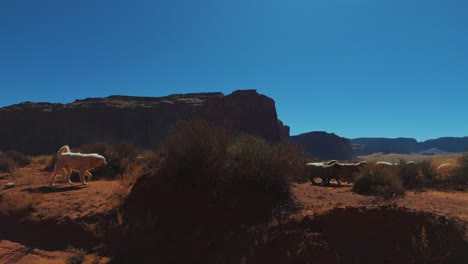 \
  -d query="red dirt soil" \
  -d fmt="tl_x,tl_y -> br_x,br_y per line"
0,164 -> 466,263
